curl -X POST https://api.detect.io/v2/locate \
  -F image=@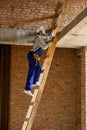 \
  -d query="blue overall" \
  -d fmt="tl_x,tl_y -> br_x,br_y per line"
25,48 -> 43,90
